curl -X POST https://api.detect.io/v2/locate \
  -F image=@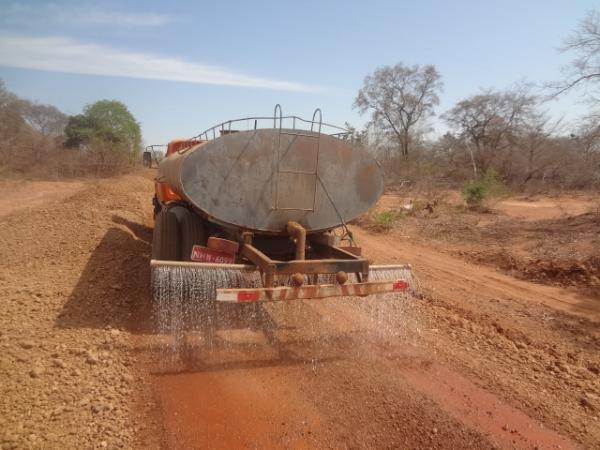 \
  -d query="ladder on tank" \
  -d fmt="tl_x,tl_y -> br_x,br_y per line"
271,104 -> 323,212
